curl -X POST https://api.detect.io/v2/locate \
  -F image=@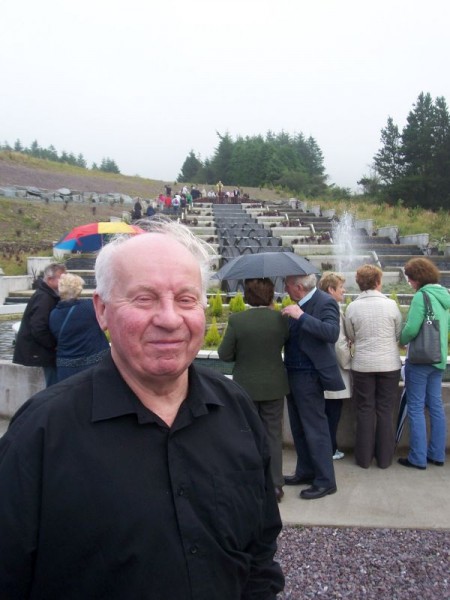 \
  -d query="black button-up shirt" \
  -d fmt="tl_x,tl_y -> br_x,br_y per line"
0,353 -> 284,599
